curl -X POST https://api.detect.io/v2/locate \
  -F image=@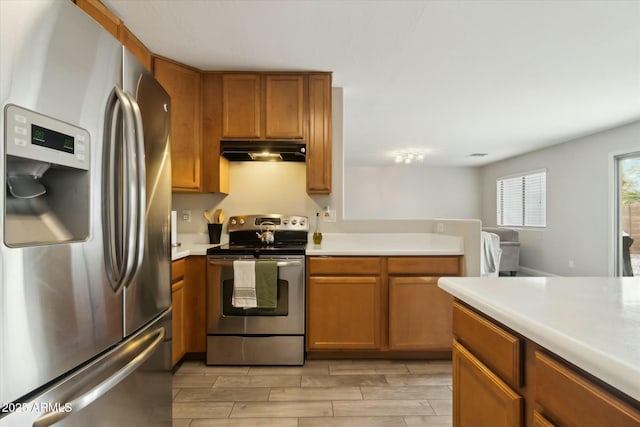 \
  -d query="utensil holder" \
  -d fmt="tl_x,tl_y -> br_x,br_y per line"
208,223 -> 222,244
